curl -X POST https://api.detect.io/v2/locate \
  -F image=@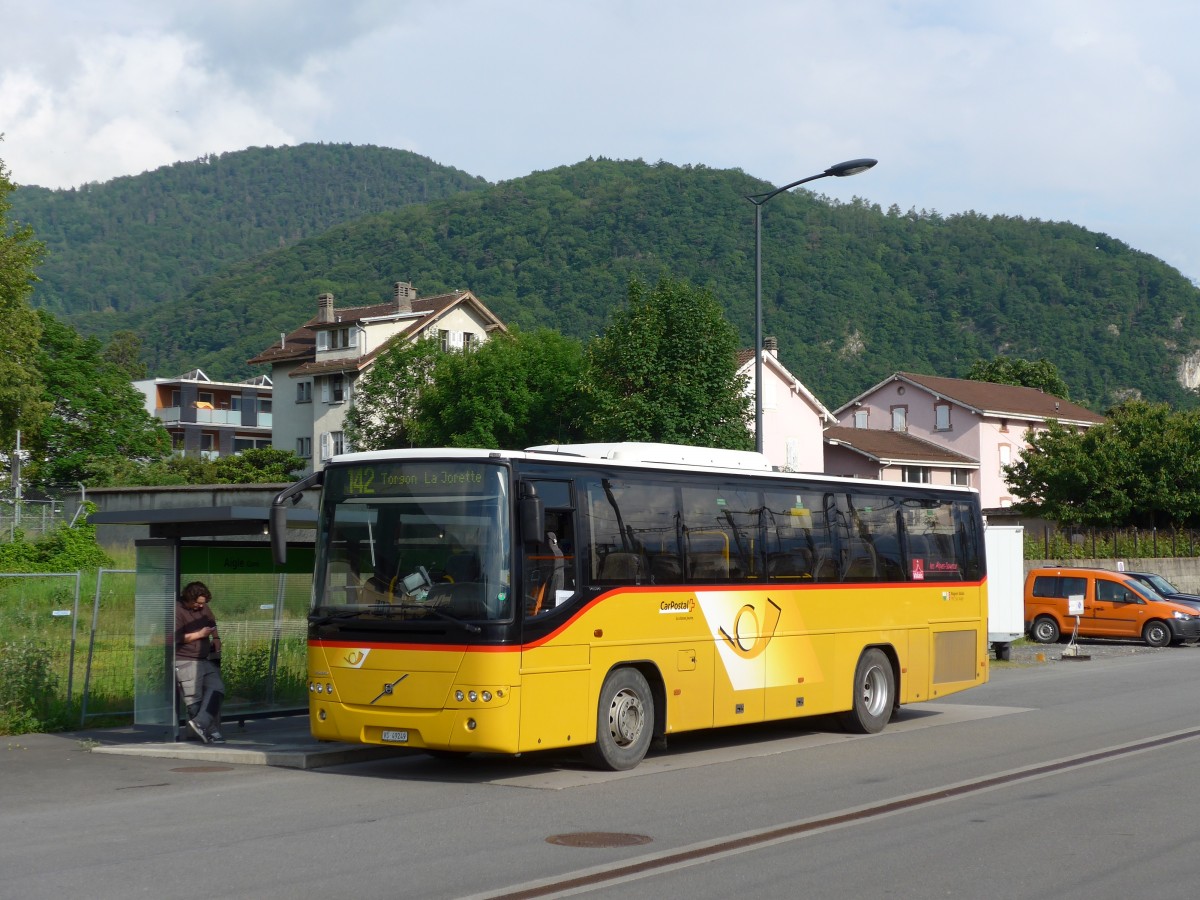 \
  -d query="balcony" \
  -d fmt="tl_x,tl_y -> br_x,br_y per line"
156,407 -> 272,428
